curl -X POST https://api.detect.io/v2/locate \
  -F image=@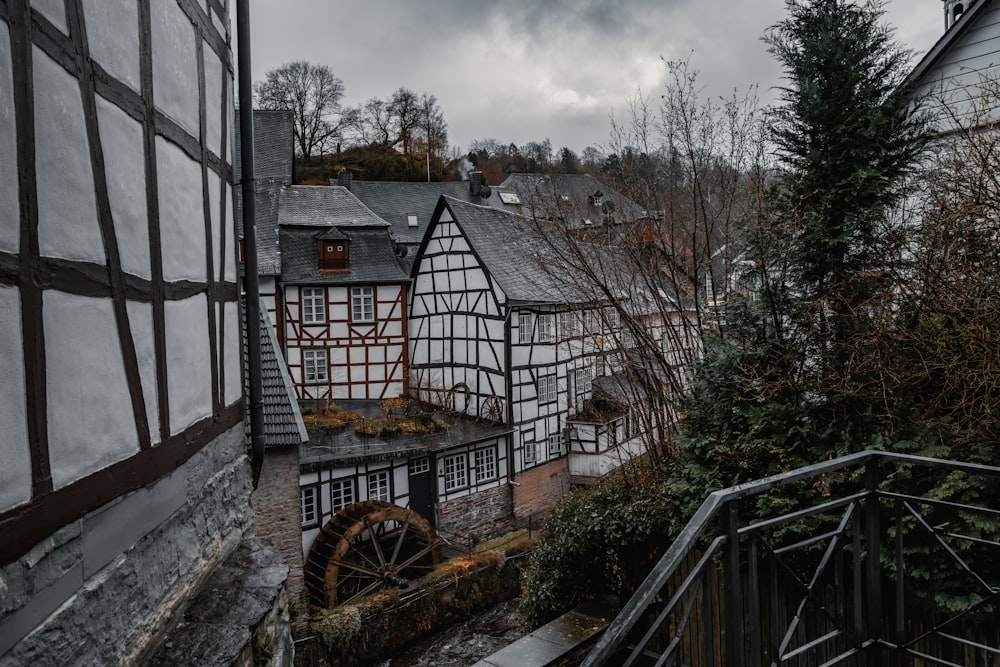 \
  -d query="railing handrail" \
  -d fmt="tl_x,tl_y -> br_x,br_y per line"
582,449 -> 1000,666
